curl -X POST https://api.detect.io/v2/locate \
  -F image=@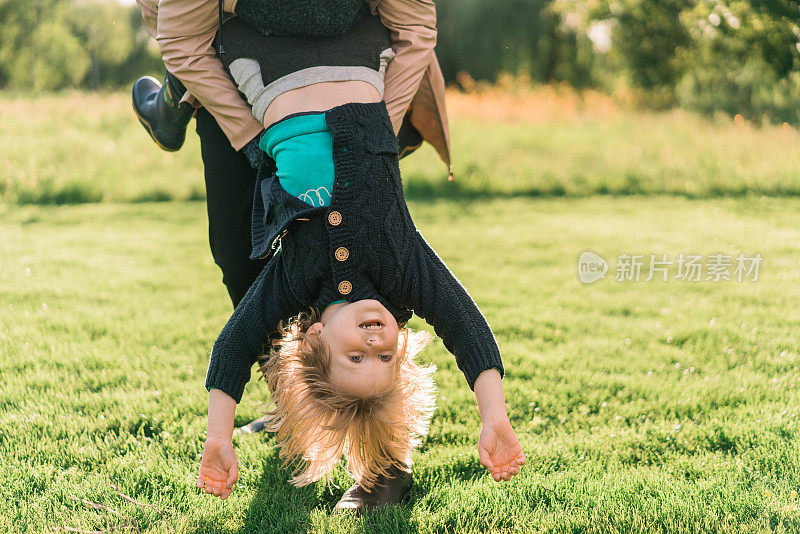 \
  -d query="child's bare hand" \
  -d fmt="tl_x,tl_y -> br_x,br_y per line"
197,436 -> 238,499
478,416 -> 525,482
